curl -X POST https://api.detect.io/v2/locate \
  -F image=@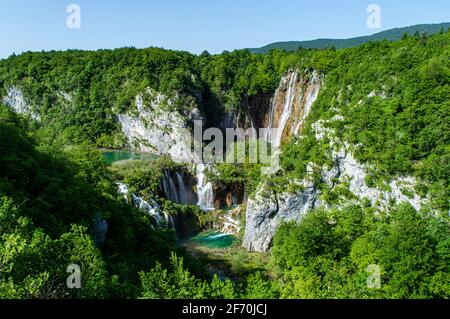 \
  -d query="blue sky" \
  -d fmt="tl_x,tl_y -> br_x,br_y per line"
1,0 -> 449,59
